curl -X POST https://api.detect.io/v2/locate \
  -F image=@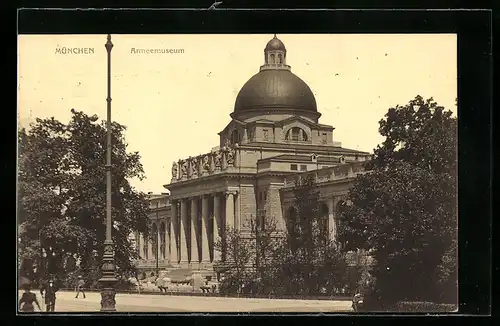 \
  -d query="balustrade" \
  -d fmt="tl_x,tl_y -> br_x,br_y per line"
283,161 -> 367,188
